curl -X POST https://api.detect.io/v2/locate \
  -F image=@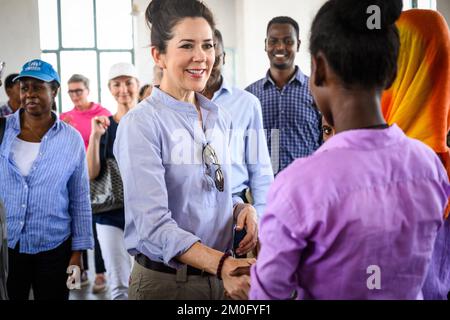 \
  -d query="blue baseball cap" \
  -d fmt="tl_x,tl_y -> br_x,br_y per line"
14,59 -> 60,85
